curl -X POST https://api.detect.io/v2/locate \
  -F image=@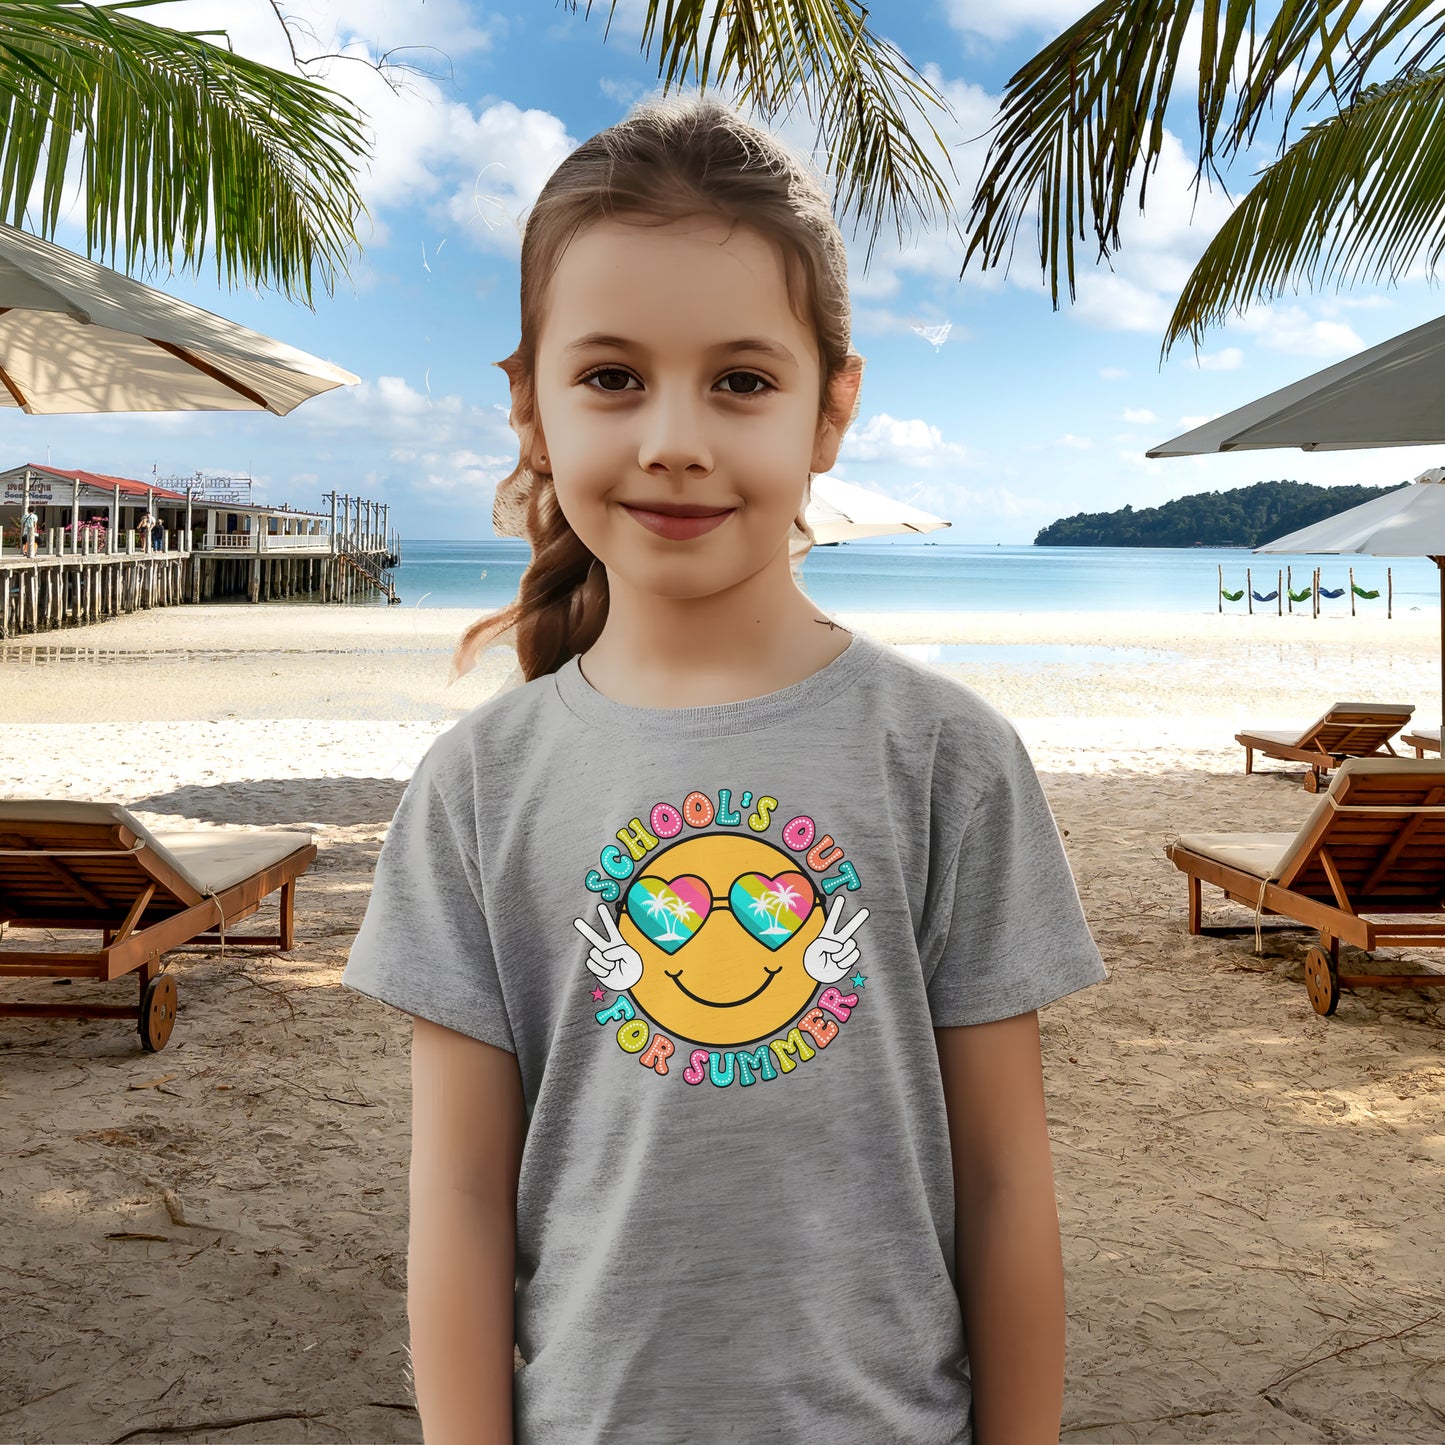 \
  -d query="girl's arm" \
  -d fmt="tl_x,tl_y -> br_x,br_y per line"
409,1016 -> 527,1445
935,1011 -> 1065,1445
